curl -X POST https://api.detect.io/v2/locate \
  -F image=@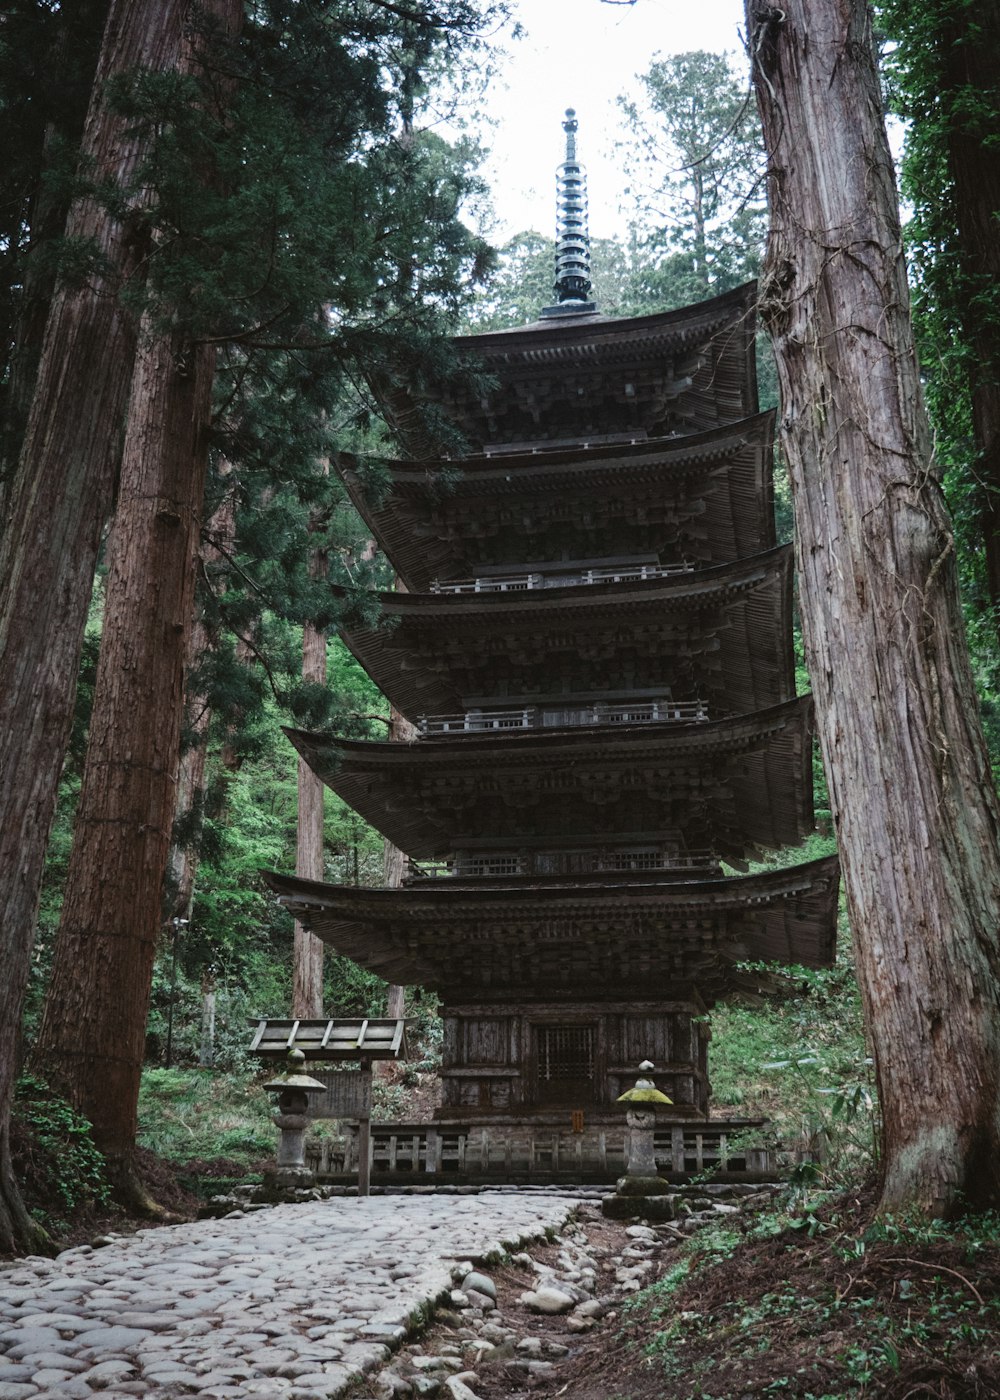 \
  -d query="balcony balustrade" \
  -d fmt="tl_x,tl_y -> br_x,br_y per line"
418,698 -> 709,735
429,561 -> 693,594
405,849 -> 718,880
